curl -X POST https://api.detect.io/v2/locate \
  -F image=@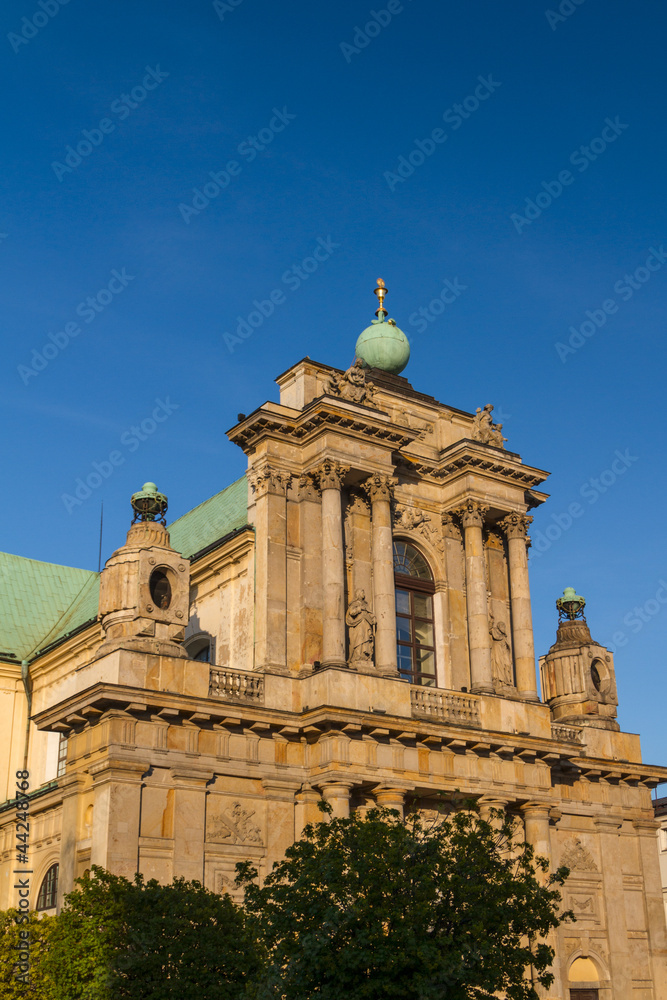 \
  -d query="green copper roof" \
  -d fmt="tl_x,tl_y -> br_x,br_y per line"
0,475 -> 250,664
169,475 -> 249,557
355,319 -> 410,375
